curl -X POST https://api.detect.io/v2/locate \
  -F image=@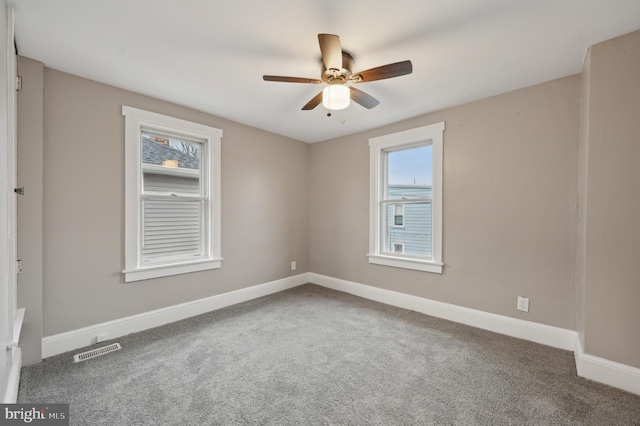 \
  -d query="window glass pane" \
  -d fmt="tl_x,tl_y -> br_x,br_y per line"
383,143 -> 433,257
384,201 -> 432,257
141,133 -> 201,195
386,145 -> 432,200
140,132 -> 205,264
